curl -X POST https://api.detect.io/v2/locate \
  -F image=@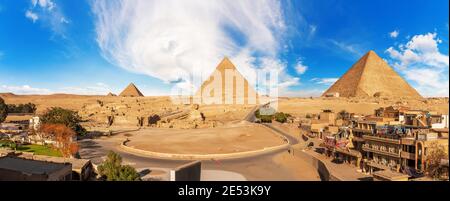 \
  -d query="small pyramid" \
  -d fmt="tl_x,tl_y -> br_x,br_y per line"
119,83 -> 144,97
322,50 -> 422,99
195,57 -> 259,104
106,92 -> 117,97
